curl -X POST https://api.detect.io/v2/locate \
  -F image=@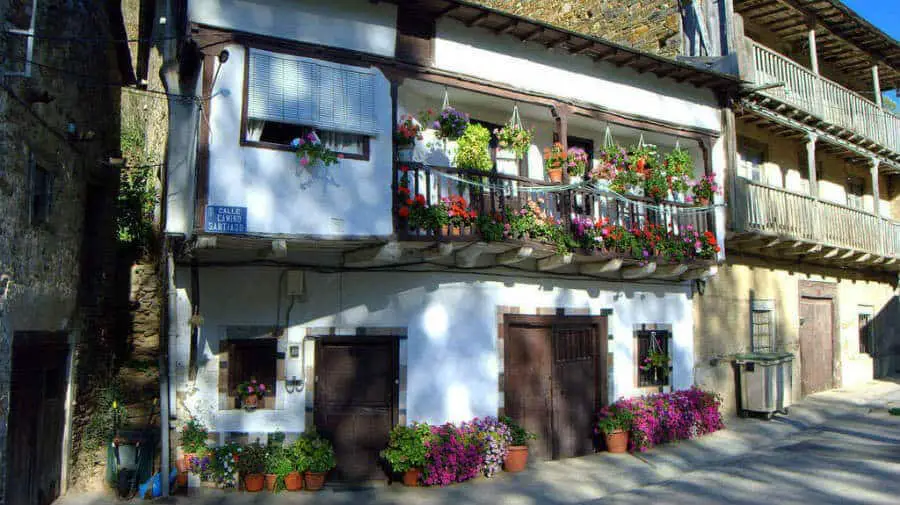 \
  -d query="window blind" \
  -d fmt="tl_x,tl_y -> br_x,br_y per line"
247,49 -> 378,136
